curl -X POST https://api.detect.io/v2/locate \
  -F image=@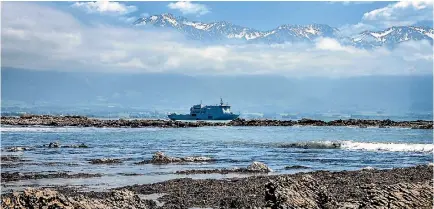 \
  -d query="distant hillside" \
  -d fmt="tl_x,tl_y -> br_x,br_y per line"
2,68 -> 432,115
